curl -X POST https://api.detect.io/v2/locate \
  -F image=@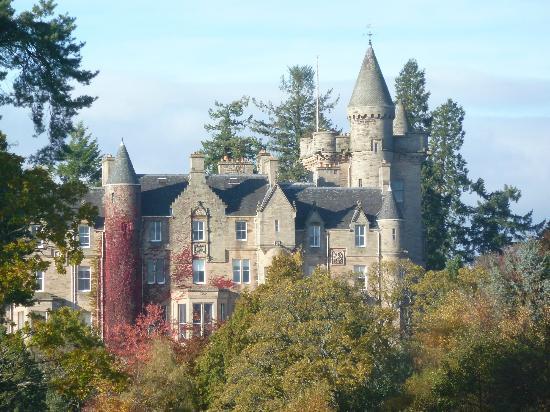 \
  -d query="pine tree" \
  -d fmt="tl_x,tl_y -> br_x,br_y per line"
253,65 -> 339,182
394,59 -> 431,133
201,97 -> 262,174
56,122 -> 102,185
0,0 -> 97,164
422,99 -> 470,269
